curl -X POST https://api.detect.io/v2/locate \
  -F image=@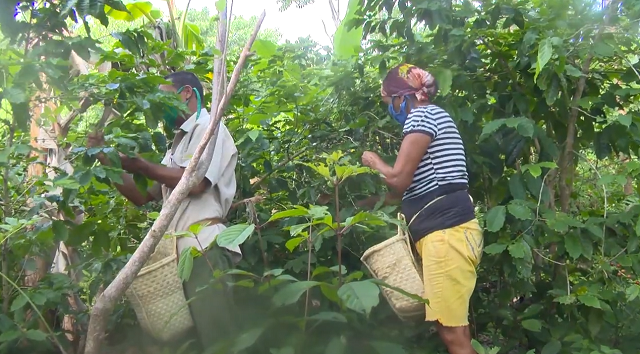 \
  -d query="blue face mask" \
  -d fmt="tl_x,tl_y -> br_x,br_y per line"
388,96 -> 411,125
